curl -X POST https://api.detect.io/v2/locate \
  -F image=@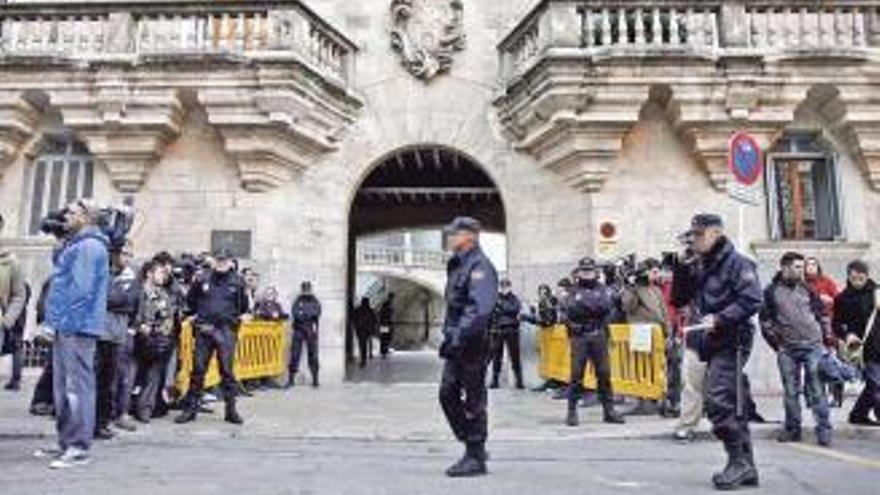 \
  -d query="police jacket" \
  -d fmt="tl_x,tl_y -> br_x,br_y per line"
187,269 -> 247,328
291,294 -> 321,334
673,236 -> 763,358
561,280 -> 613,335
833,279 -> 880,363
442,246 -> 498,356
492,292 -> 522,330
